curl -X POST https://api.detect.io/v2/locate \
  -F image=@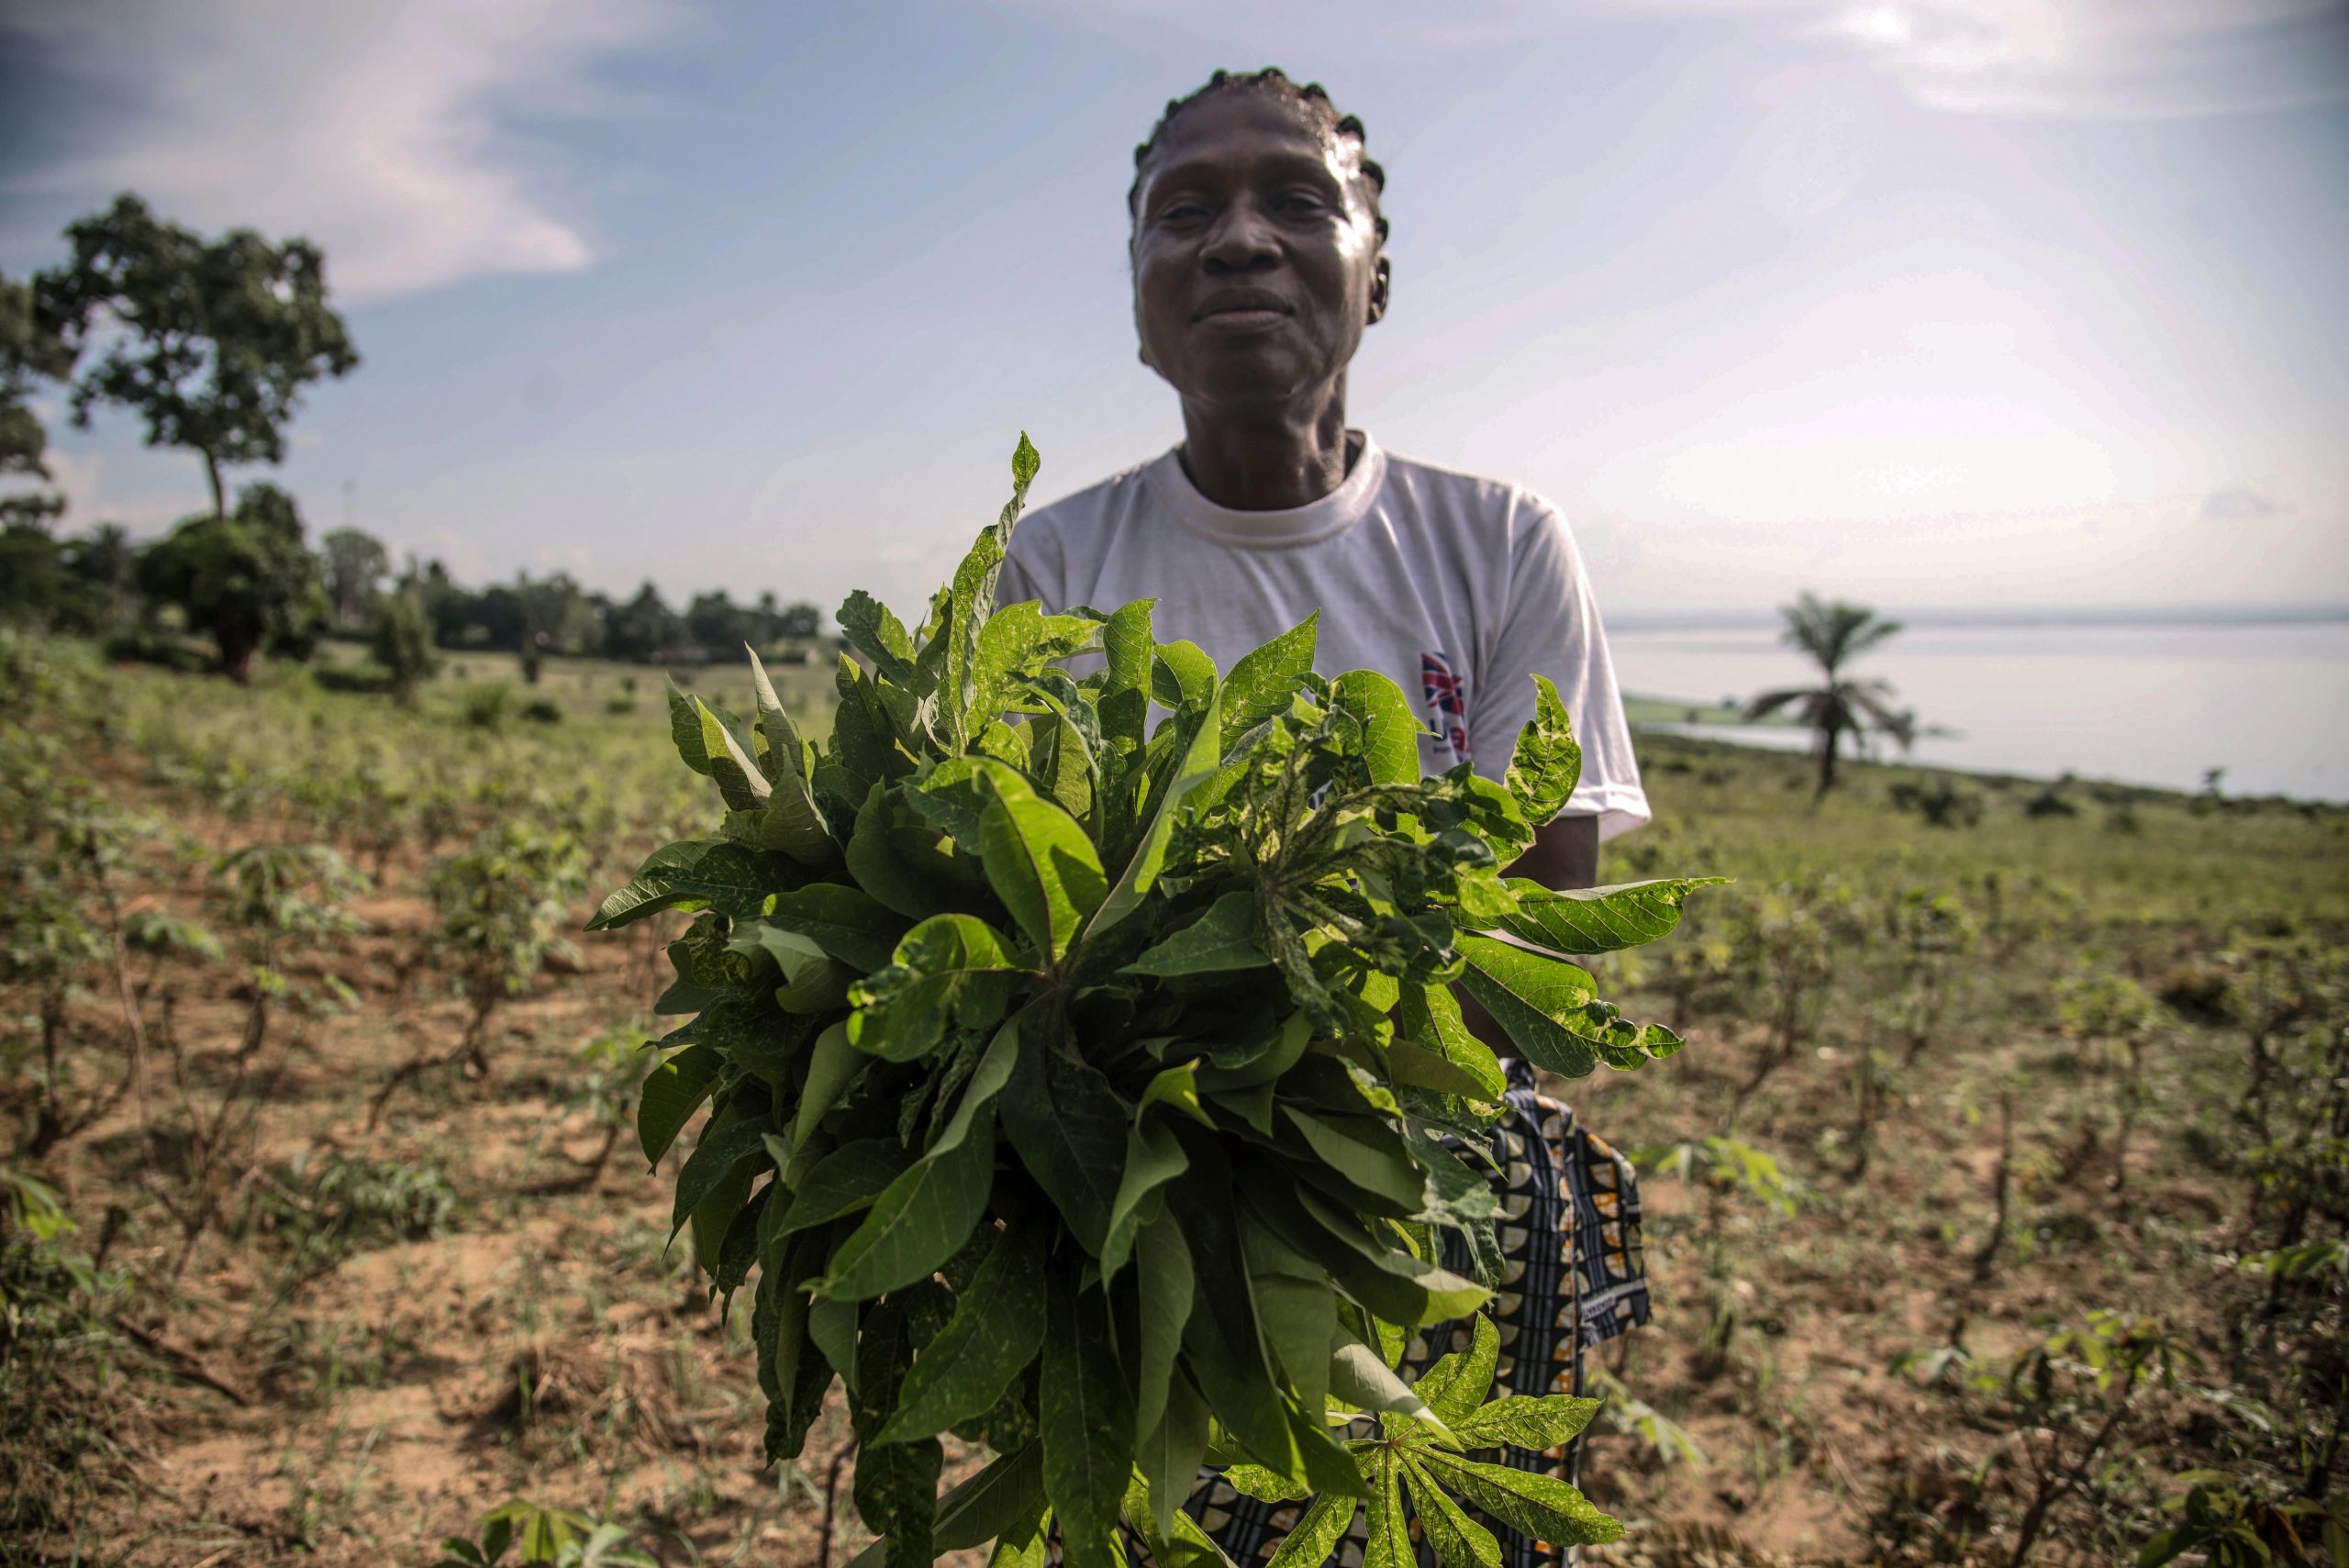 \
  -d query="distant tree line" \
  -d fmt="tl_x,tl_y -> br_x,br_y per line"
1,194 -> 826,683
2,485 -> 828,683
